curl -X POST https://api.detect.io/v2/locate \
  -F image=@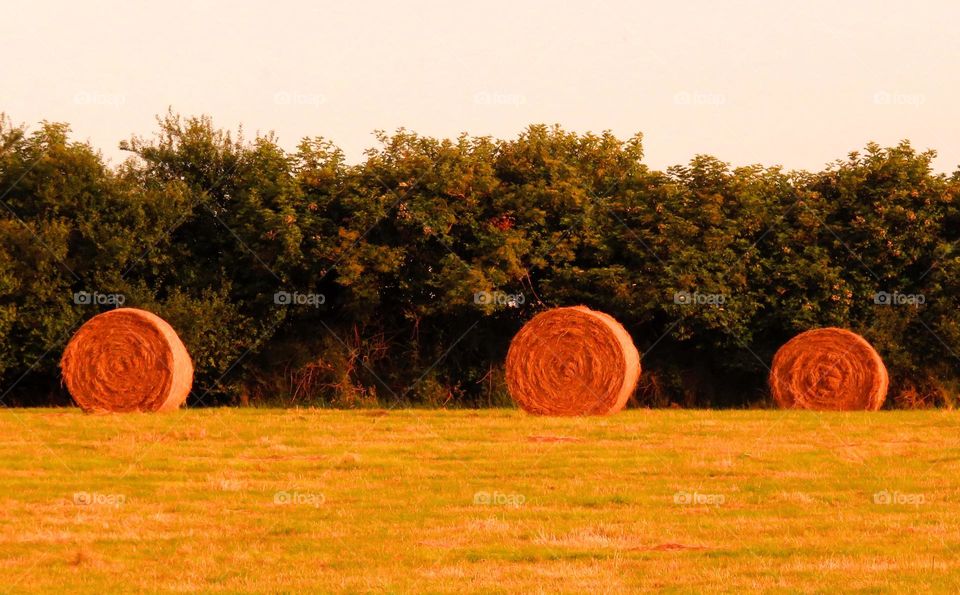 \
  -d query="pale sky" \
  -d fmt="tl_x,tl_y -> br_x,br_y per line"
2,0 -> 959,172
